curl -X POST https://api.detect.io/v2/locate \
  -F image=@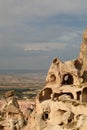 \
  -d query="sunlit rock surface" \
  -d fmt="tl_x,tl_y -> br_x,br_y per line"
27,28 -> 87,130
